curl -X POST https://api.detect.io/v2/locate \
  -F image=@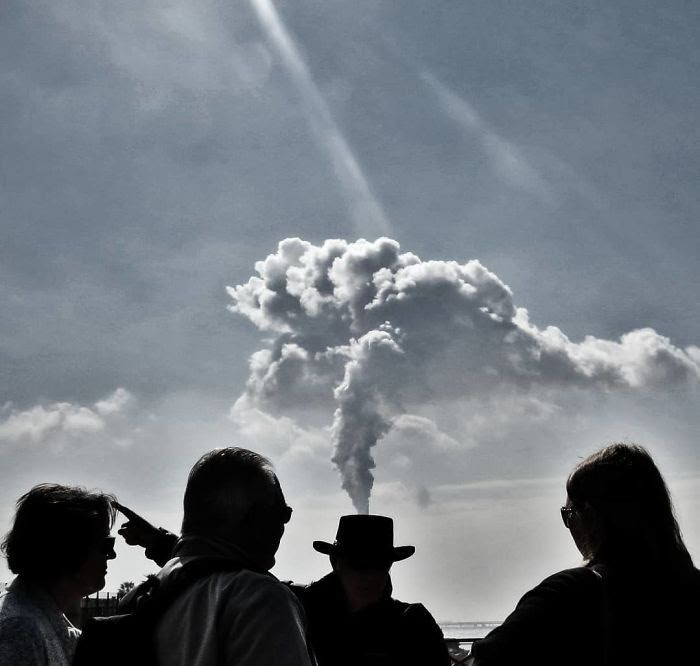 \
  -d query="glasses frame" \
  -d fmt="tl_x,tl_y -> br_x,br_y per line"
100,535 -> 116,554
253,502 -> 293,524
560,506 -> 576,529
279,505 -> 293,525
